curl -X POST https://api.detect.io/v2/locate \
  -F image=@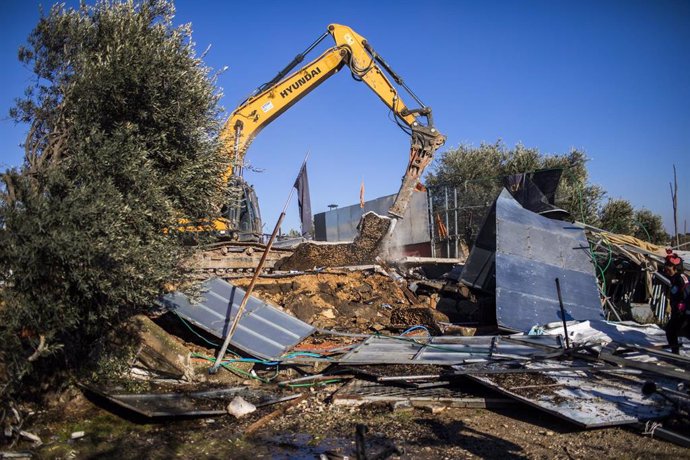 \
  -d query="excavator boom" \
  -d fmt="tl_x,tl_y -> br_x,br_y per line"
219,23 -> 445,237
